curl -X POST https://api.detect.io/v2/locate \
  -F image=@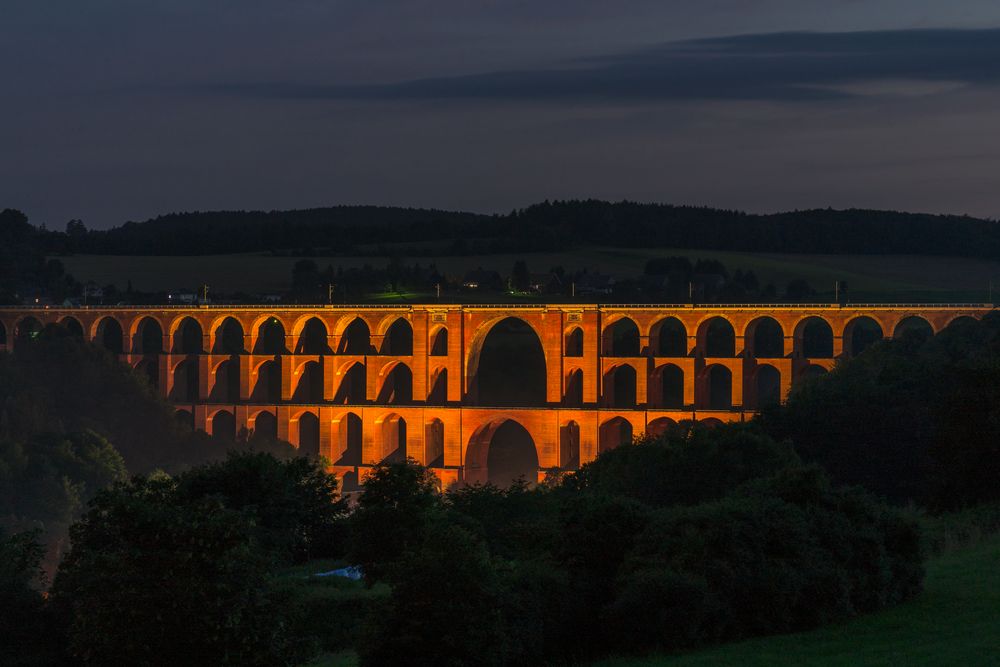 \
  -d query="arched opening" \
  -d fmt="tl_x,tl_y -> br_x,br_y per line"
481,420 -> 539,486
564,368 -> 584,407
755,364 -> 781,408
653,364 -> 685,408
211,410 -> 236,442
252,411 -> 278,441
377,414 -> 407,463
96,317 -> 124,354
14,317 -> 42,346
798,317 -> 834,358
846,316 -> 884,356
297,412 -> 320,458
565,327 -> 584,357
559,421 -> 581,470
333,363 -> 366,404
700,418 -> 724,428
944,316 -> 978,332
135,317 -> 164,354
430,327 -> 448,356
646,417 -> 678,439
604,365 -> 637,408
254,317 -> 287,355
381,319 -> 413,355
603,318 -> 640,356
210,359 -> 240,403
427,367 -> 448,405
748,317 -> 783,358
704,365 -> 732,409
334,412 -> 363,466
171,358 -> 199,402
61,317 -> 84,339
377,363 -> 413,404
173,318 -> 203,355
895,316 -> 935,341
296,317 -> 330,354
337,318 -> 371,355
251,360 -> 281,403
425,418 -> 445,467
702,317 -> 735,357
599,417 -> 633,454
135,358 -> 159,389
174,409 -> 194,431
472,317 -> 546,407
293,361 -> 324,403
652,317 -> 687,356
213,317 -> 245,354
